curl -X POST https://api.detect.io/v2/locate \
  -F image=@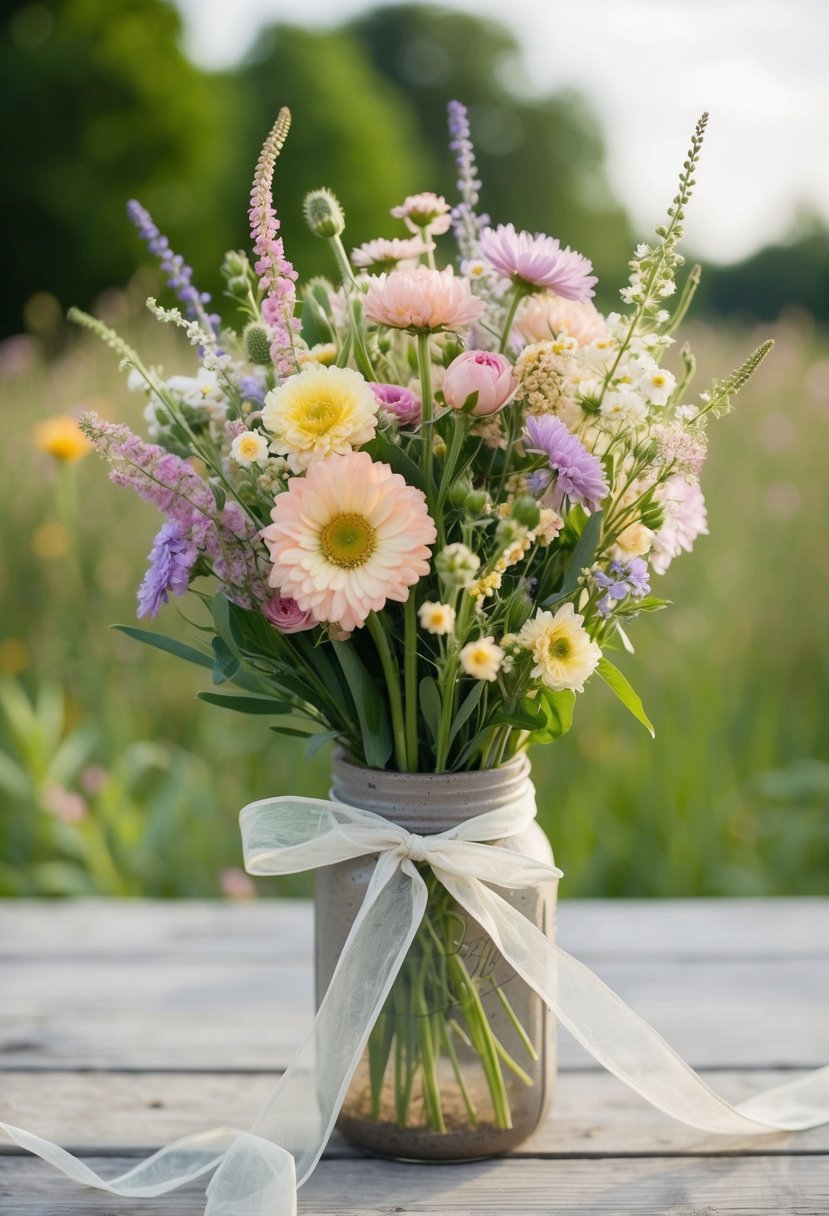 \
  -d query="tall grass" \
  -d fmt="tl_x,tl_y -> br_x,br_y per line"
1,295 -> 827,896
